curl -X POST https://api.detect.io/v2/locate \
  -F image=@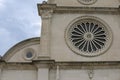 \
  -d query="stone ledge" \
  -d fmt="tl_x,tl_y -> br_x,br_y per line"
38,4 -> 120,15
0,60 -> 120,70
